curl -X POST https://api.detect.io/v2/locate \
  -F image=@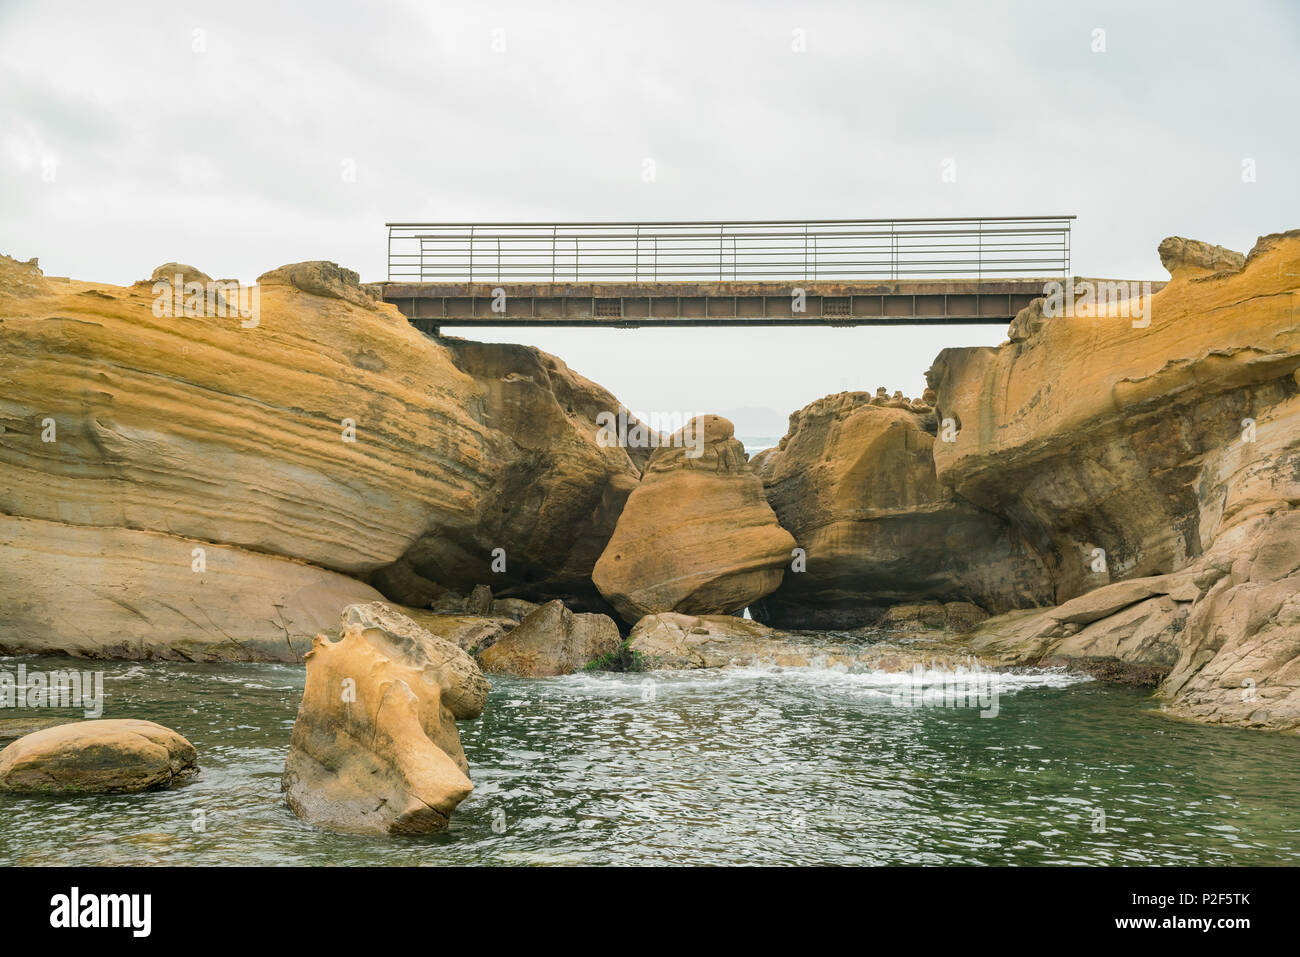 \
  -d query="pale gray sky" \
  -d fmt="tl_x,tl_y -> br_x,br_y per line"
3,0 -> 1296,433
